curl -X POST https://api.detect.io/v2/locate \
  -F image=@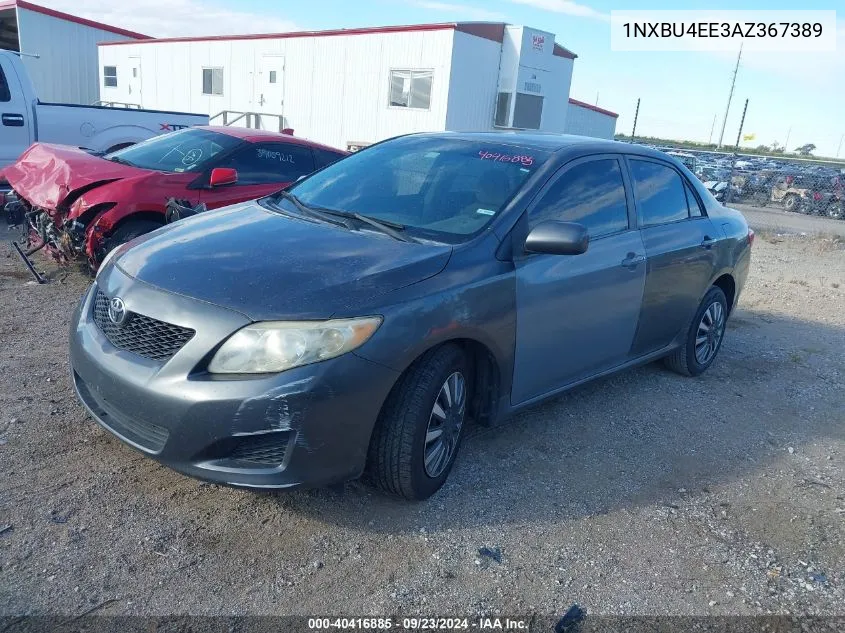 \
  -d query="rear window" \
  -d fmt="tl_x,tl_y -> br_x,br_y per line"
0,65 -> 10,102
287,136 -> 550,242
